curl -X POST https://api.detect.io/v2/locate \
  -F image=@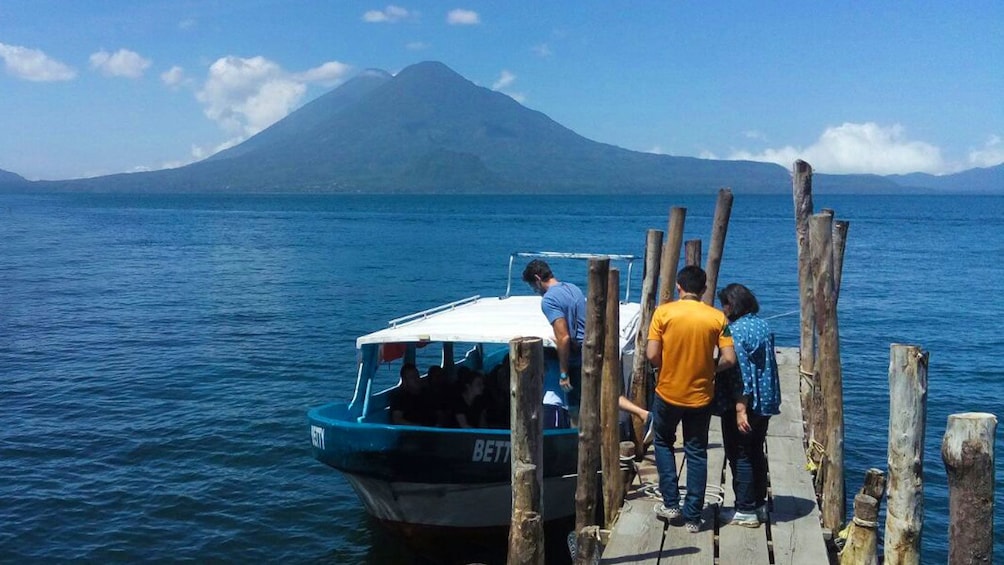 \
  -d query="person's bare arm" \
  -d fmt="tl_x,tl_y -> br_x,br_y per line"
646,339 -> 662,367
716,345 -> 736,373
552,318 -> 573,391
